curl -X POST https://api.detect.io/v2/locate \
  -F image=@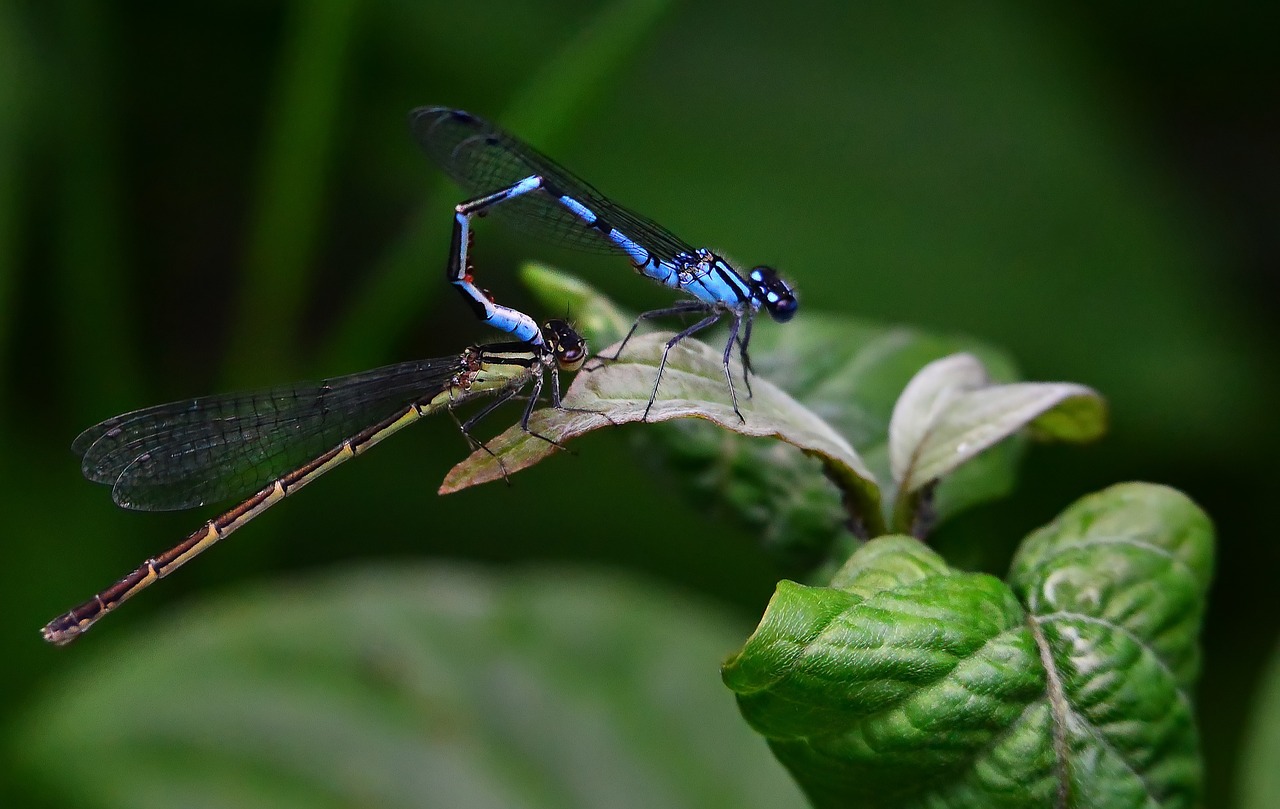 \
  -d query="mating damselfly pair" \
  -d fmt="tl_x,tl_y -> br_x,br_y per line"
42,107 -> 798,644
